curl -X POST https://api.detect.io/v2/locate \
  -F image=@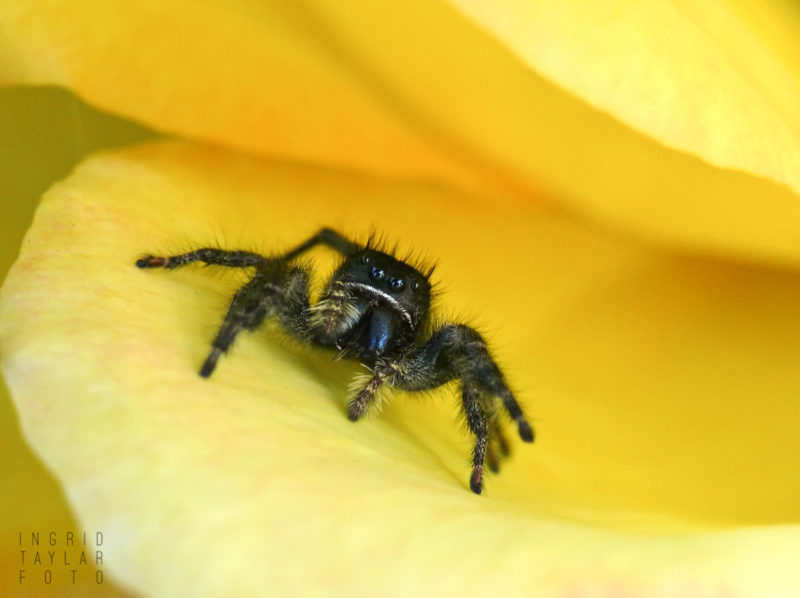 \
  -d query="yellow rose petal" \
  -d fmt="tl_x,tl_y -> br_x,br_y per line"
0,1 -> 489,192
308,1 -> 800,264
3,3 -> 800,264
448,0 -> 800,192
2,141 -> 800,596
